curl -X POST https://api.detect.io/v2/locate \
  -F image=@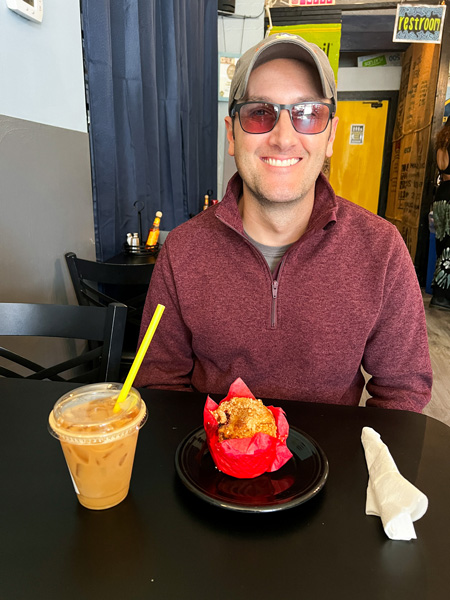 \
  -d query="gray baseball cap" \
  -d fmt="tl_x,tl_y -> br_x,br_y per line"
228,33 -> 337,115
